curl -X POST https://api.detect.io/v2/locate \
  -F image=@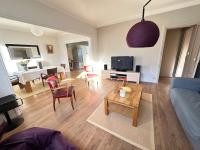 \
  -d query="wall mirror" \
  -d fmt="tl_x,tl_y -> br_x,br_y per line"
6,44 -> 41,60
